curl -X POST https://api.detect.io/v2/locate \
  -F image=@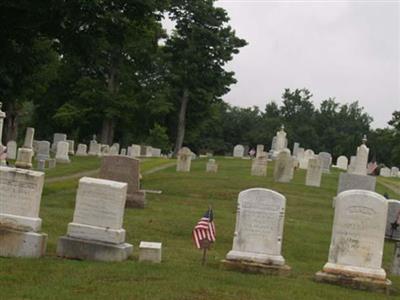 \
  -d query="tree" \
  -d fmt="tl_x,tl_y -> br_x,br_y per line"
164,0 -> 247,155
